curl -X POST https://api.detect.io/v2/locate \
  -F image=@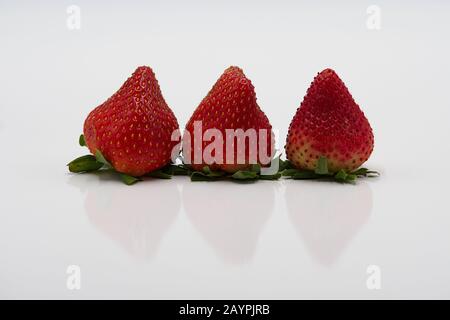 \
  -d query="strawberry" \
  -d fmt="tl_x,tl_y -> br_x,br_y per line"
184,66 -> 273,173
285,68 -> 374,173
83,66 -> 179,177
